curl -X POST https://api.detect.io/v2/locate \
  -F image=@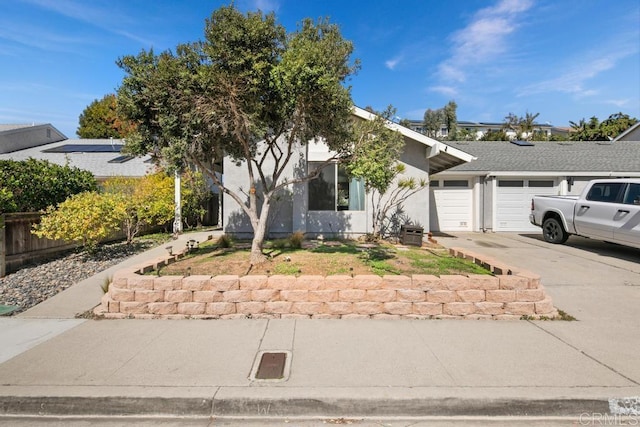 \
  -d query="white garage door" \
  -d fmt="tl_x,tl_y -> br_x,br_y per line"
429,179 -> 473,232
495,179 -> 558,231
